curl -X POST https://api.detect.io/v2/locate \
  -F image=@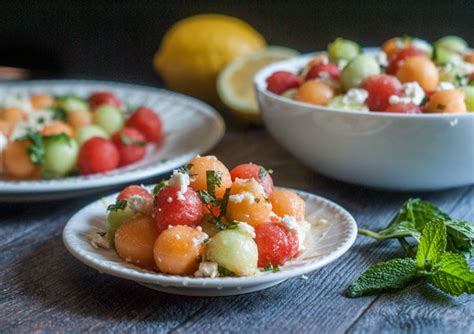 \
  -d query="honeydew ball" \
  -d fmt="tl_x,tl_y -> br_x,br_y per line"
107,206 -> 136,243
341,55 -> 380,90
434,47 -> 464,66
75,125 -> 109,146
42,136 -> 78,177
93,105 -> 124,135
434,36 -> 468,53
206,229 -> 258,276
328,38 -> 361,63
59,95 -> 89,112
461,86 -> 474,111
